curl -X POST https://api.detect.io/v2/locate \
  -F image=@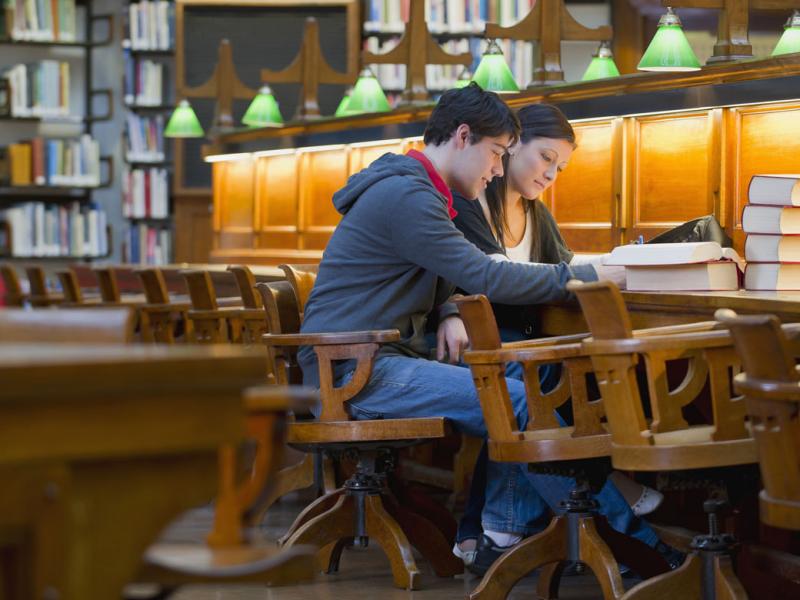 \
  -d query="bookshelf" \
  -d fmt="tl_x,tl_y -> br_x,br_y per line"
0,0 -> 114,260
121,0 -> 175,266
362,0 -> 536,101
